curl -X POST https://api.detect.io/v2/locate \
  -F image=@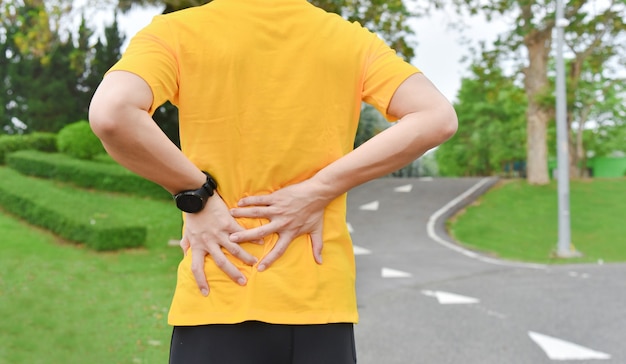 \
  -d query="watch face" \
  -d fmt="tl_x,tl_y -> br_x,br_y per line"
176,193 -> 204,213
